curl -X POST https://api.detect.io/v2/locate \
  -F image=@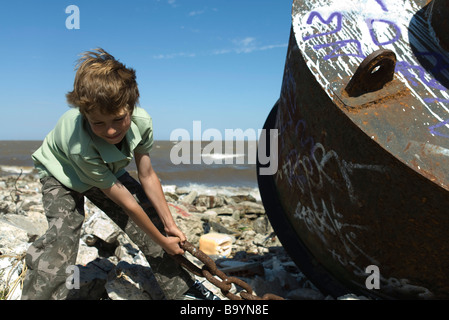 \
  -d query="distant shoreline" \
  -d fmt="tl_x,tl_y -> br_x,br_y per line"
0,140 -> 259,189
